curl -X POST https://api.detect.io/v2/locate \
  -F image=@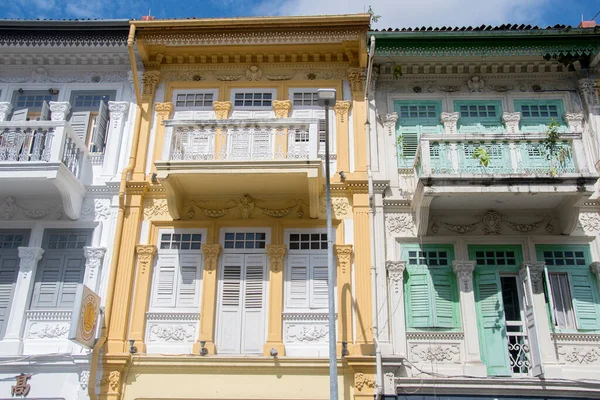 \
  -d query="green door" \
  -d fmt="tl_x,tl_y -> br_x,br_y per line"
470,245 -> 523,376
